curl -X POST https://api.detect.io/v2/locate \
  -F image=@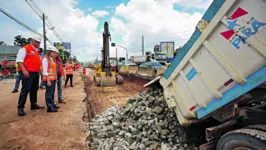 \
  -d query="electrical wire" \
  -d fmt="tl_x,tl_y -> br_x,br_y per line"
0,7 -> 53,45
25,0 -> 64,43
